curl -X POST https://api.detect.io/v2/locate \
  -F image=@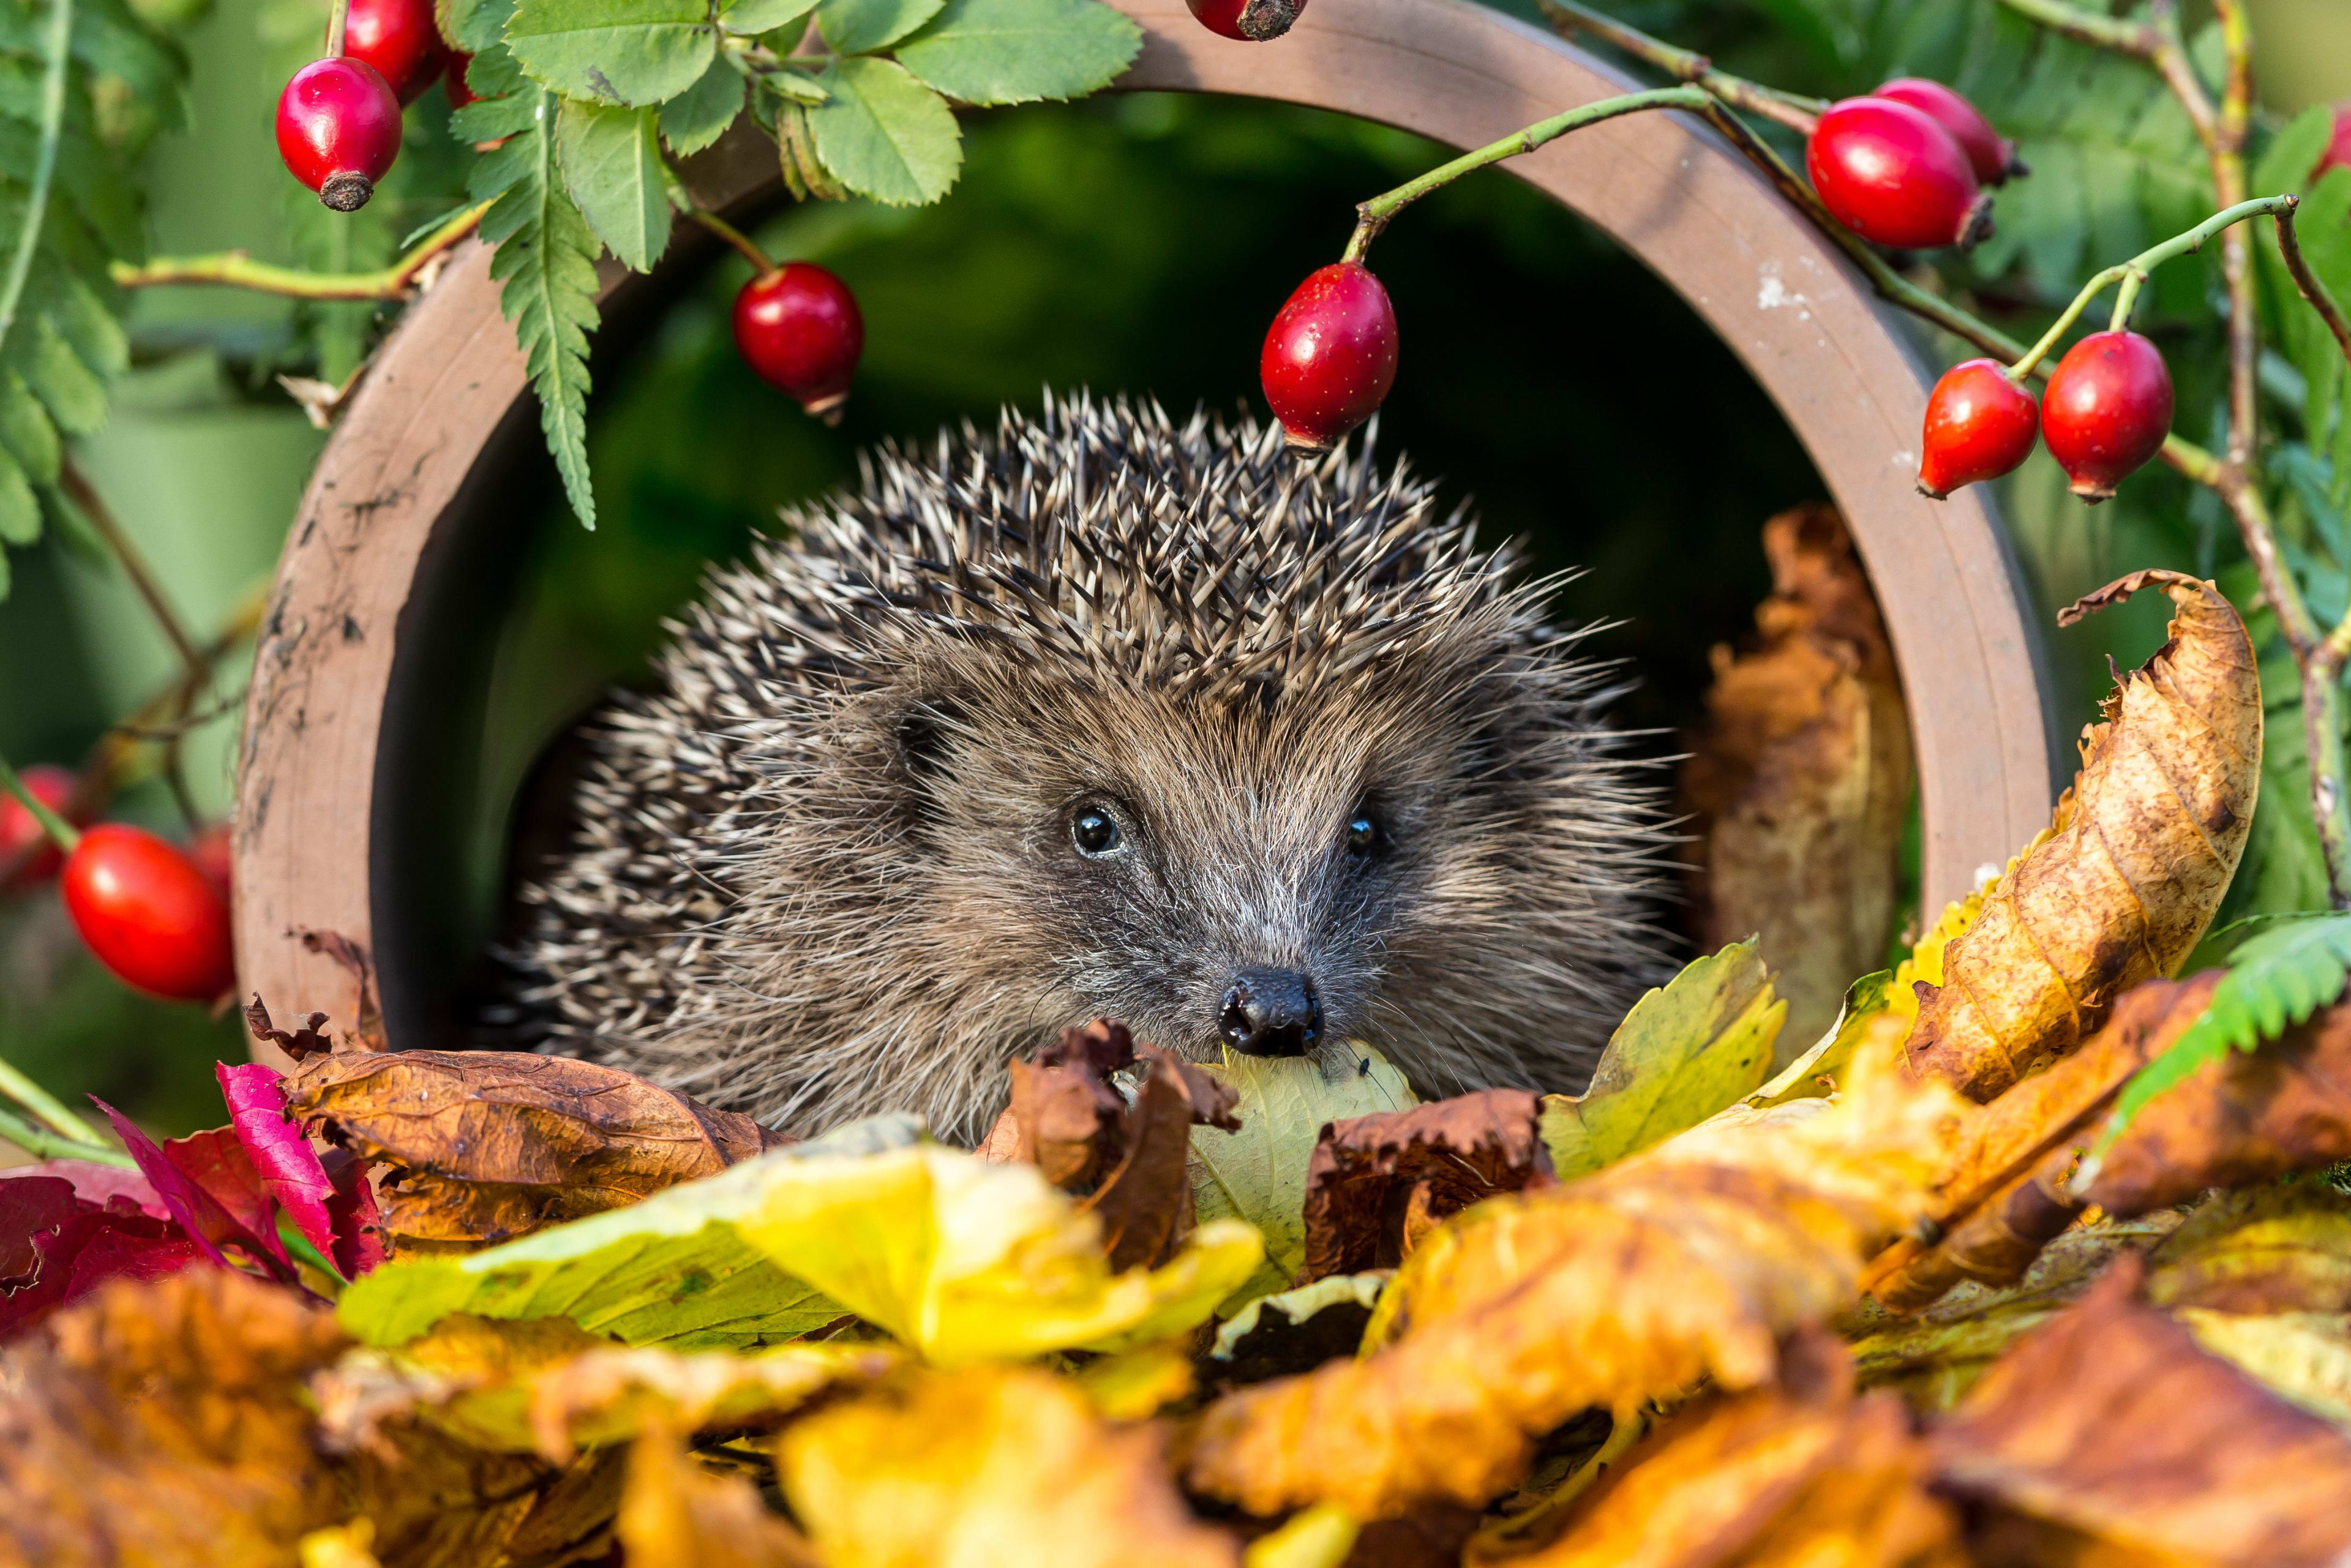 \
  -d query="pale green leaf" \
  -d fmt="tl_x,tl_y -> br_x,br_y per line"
1539,939 -> 1784,1180
11,313 -> 107,435
556,100 -> 670,272
894,0 -> 1138,106
2180,1310 -> 2351,1429
803,56 -> 961,206
658,56 -> 746,154
814,0 -> 940,53
444,0 -> 519,53
721,0 -> 817,32
0,454 -> 35,546
505,0 -> 716,106
0,367 -> 59,484
762,66 -> 827,103
2255,105 -> 2335,203
1741,970 -> 1890,1111
1188,1043 -> 1417,1310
